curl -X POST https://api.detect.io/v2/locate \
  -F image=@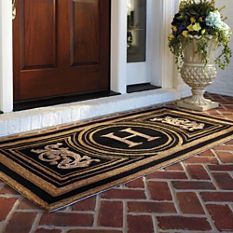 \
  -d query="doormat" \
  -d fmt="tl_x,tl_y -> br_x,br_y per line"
0,107 -> 233,211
